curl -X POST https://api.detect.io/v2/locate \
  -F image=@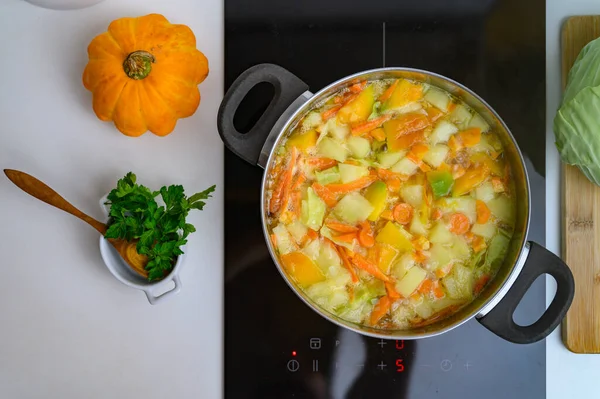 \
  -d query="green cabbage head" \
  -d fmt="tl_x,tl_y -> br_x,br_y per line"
554,37 -> 600,185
